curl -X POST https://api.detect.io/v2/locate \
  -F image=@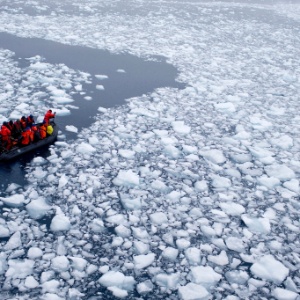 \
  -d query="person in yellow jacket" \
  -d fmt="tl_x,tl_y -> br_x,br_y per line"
47,124 -> 53,135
